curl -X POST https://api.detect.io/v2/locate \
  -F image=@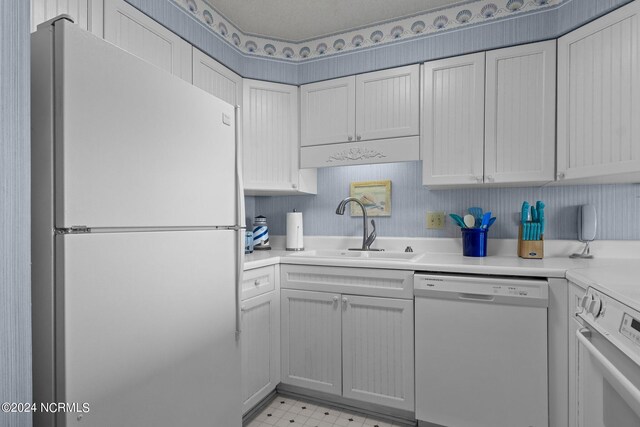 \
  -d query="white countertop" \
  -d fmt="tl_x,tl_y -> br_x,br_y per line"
245,250 -> 630,276
244,236 -> 640,307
